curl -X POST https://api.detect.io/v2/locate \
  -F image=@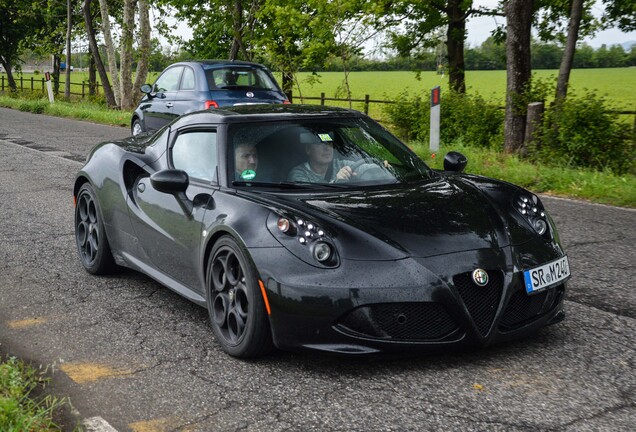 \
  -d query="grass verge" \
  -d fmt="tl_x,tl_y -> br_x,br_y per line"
0,94 -> 131,128
0,356 -> 67,431
413,141 -> 636,208
0,92 -> 633,208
